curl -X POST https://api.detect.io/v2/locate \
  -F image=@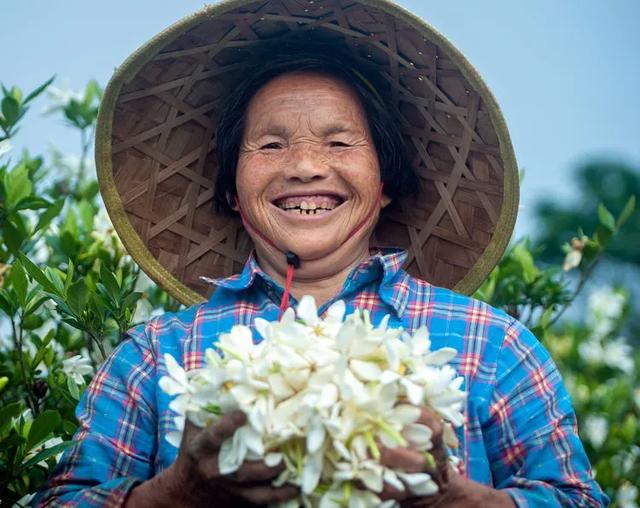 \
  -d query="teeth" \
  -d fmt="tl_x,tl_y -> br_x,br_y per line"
275,197 -> 342,213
